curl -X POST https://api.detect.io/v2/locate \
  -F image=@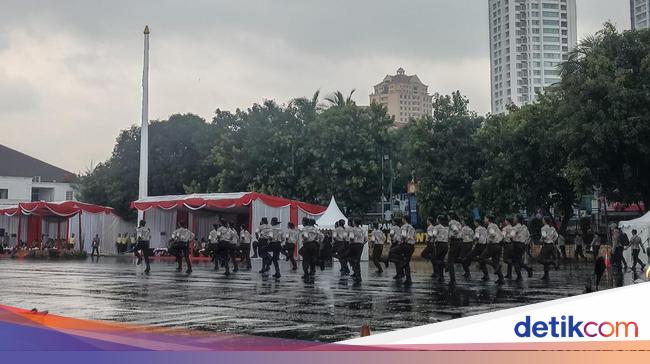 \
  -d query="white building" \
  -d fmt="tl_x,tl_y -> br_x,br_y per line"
0,144 -> 76,206
631,0 -> 650,30
489,0 -> 577,114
